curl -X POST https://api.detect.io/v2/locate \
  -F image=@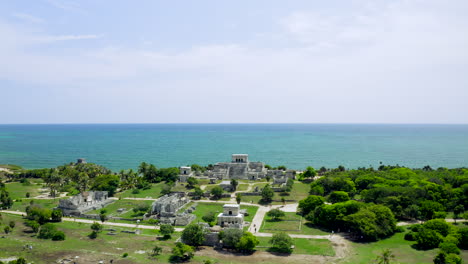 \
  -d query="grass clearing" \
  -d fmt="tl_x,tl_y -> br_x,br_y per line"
116,183 -> 164,199
5,179 -> 45,200
261,212 -> 302,232
10,198 -> 61,212
87,199 -> 153,218
256,236 -> 335,256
